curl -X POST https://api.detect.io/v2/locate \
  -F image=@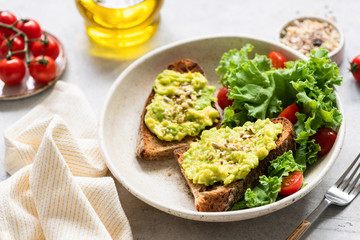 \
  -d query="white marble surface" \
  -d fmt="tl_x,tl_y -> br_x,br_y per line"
1,0 -> 360,239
